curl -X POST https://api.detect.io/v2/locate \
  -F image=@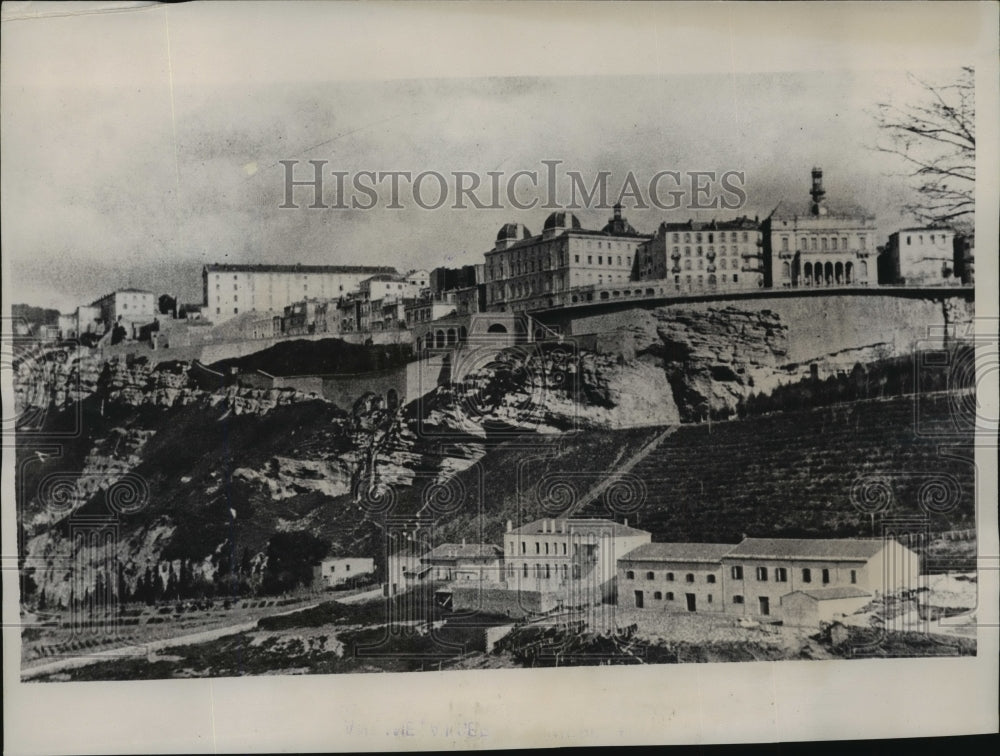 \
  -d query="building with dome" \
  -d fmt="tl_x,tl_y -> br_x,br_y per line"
484,205 -> 650,312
